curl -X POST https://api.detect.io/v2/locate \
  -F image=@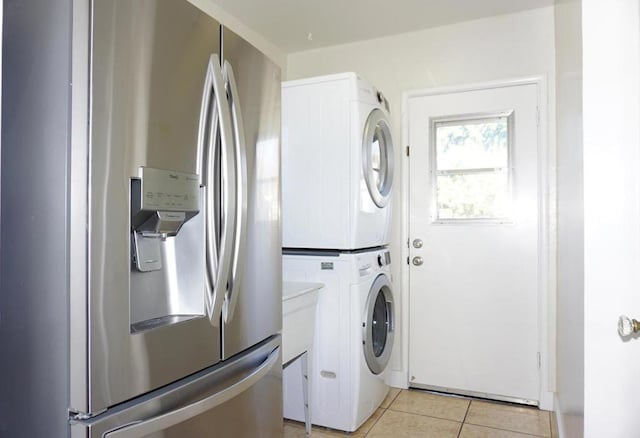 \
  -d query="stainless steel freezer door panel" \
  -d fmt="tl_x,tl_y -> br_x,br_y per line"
221,27 -> 282,359
72,337 -> 282,438
89,0 -> 222,413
